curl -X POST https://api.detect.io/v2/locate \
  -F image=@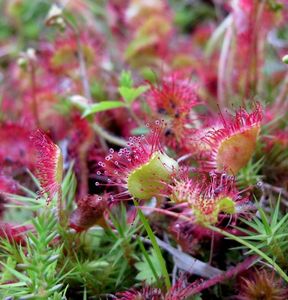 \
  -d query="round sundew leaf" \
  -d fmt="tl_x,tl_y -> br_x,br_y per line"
193,206 -> 218,226
216,126 -> 260,174
193,197 -> 235,226
217,197 -> 236,214
127,151 -> 178,200
51,46 -> 75,67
